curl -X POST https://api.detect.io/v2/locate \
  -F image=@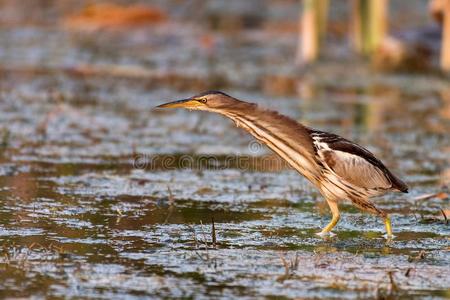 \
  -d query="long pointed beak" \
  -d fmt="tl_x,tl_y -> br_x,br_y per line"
155,98 -> 203,109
